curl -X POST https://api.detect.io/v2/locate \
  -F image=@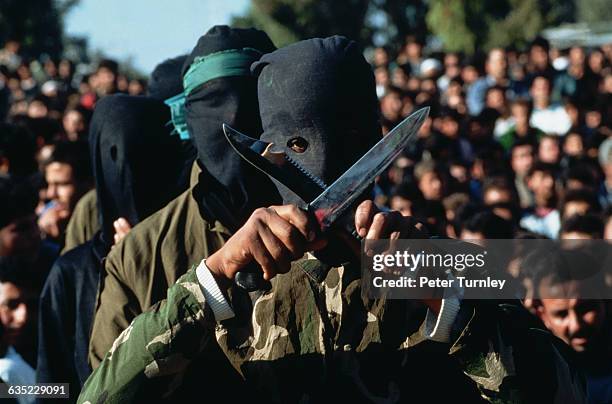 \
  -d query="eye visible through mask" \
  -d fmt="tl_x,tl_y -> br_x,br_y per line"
287,136 -> 309,153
